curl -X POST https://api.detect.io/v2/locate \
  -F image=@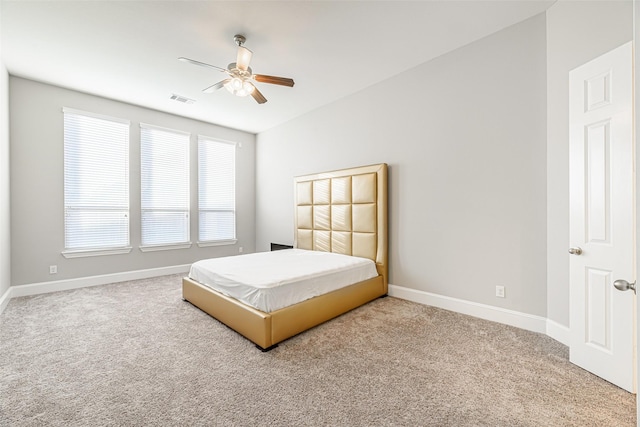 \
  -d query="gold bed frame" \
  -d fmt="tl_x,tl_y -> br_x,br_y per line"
182,163 -> 388,350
